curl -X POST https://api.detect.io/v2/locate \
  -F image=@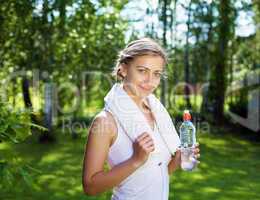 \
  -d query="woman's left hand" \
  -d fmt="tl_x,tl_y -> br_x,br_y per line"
192,143 -> 200,161
168,143 -> 201,174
